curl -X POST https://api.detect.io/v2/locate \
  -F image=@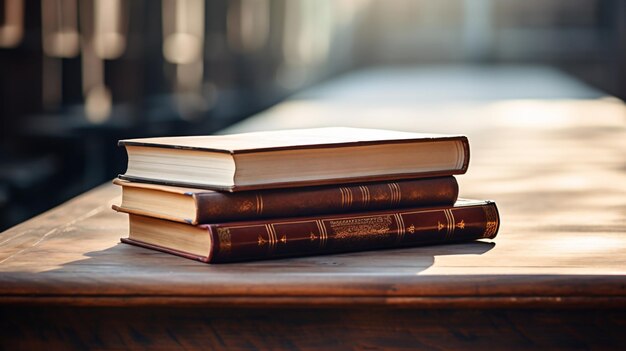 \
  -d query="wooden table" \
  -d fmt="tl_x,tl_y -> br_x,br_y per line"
2,67 -> 626,349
